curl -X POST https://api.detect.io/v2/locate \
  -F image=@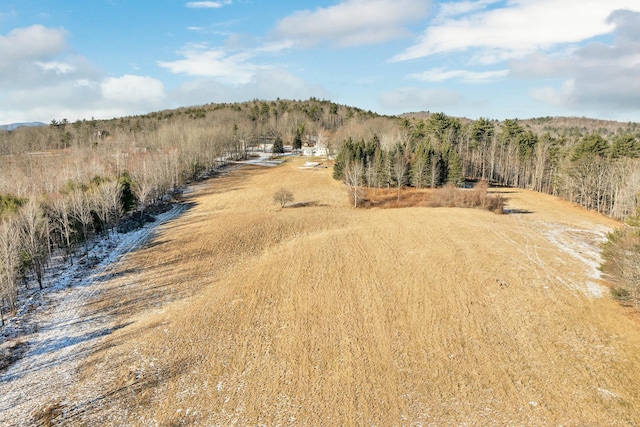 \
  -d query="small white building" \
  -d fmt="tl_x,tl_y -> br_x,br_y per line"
302,147 -> 328,157
301,133 -> 329,157
302,146 -> 327,156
